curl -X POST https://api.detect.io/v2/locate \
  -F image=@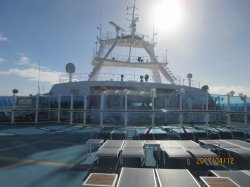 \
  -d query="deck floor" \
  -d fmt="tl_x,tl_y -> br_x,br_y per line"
0,124 -> 96,187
